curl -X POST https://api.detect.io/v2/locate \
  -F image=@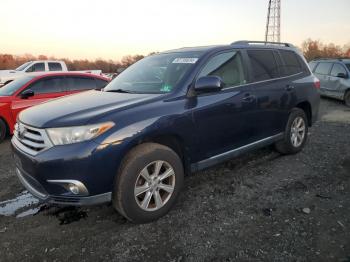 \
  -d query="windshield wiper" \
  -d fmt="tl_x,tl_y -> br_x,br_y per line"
105,89 -> 134,94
